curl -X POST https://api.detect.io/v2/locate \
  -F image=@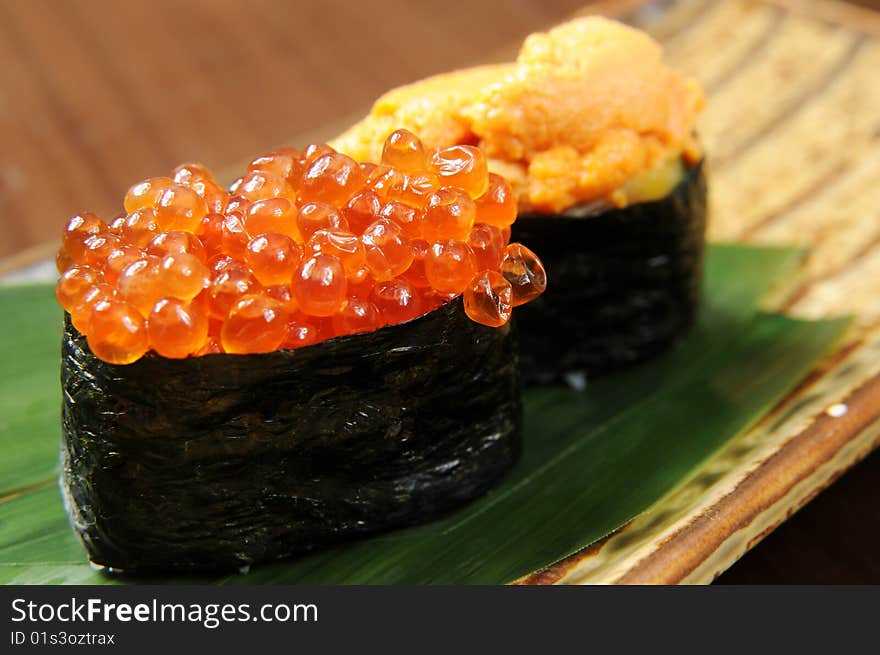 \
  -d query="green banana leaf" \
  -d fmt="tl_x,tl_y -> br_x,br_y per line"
0,245 -> 849,584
